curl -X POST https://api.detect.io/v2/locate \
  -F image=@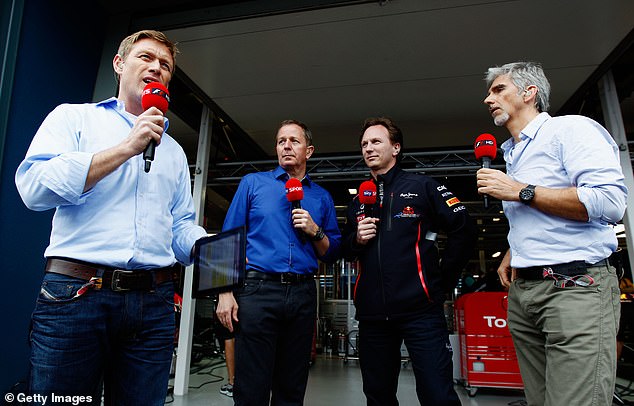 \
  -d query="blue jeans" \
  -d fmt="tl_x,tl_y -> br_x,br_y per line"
29,272 -> 175,406
233,278 -> 316,406
358,308 -> 460,406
